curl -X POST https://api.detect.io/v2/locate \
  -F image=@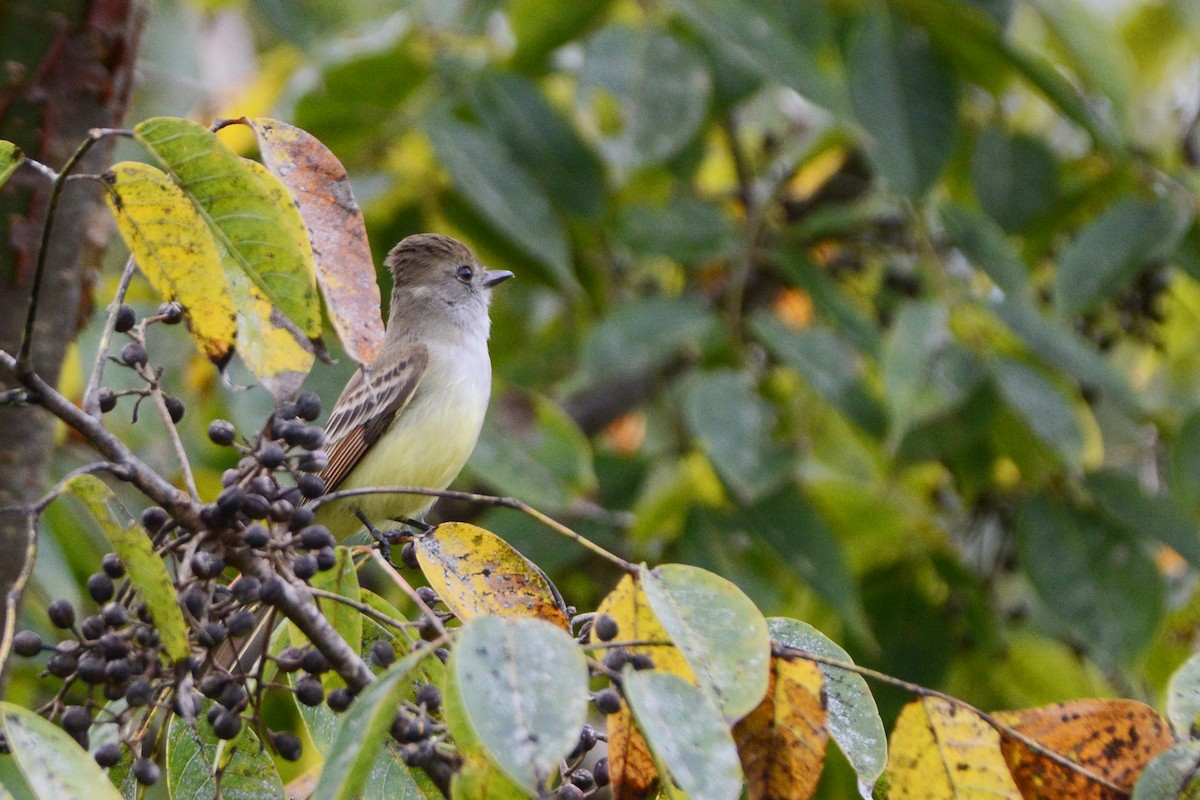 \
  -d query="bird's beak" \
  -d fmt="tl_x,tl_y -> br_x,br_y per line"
483,269 -> 515,288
